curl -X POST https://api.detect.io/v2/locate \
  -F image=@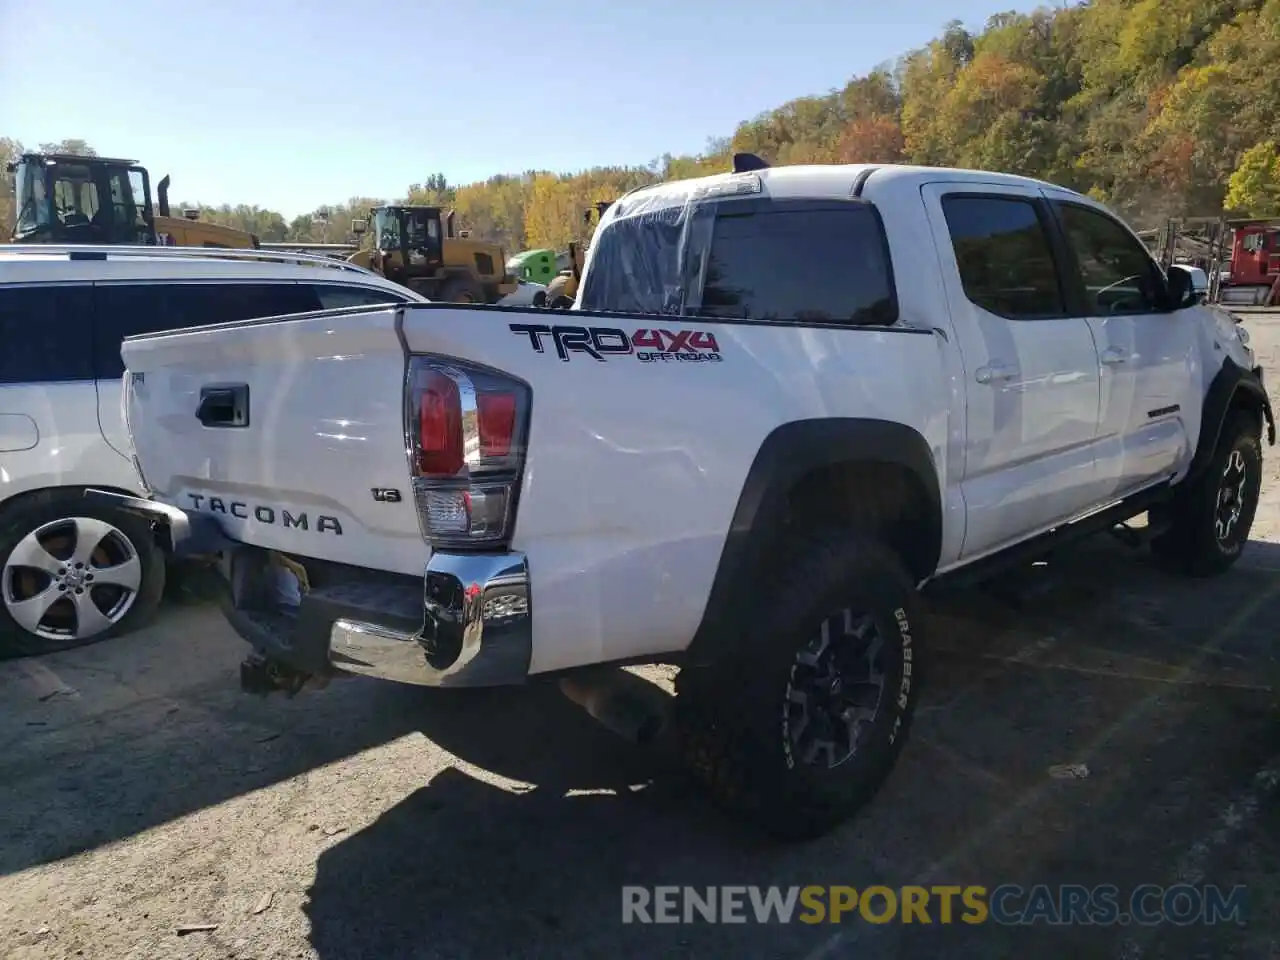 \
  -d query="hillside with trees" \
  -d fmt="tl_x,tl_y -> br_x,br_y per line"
7,0 -> 1280,251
